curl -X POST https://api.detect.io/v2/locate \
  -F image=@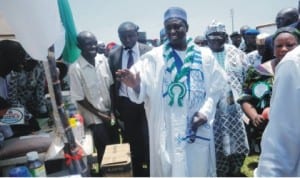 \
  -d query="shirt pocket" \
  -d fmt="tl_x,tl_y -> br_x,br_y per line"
83,75 -> 100,99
